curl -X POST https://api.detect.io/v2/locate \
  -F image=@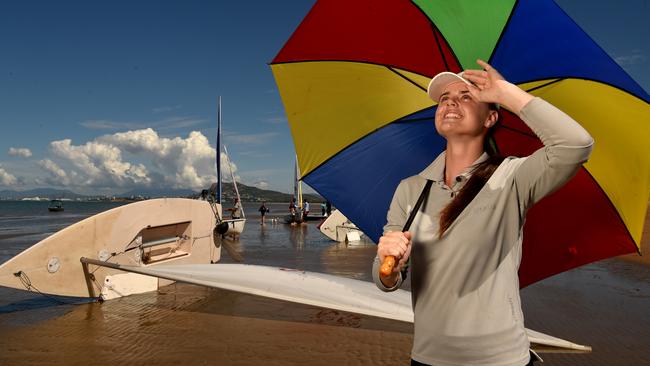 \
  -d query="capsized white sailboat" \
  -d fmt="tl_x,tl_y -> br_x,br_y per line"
216,97 -> 245,236
0,198 -> 222,300
79,260 -> 592,354
319,209 -> 363,242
